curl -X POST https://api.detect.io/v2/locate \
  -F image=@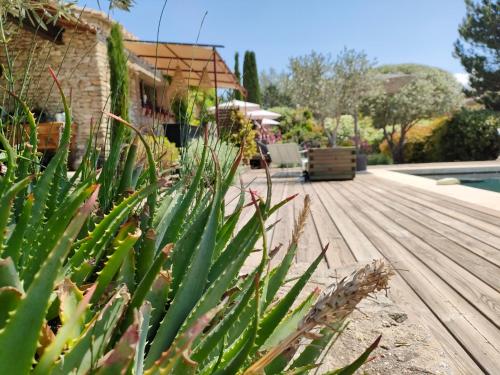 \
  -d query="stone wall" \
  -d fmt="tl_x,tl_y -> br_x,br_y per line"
0,24 -> 110,165
0,10 -> 169,166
